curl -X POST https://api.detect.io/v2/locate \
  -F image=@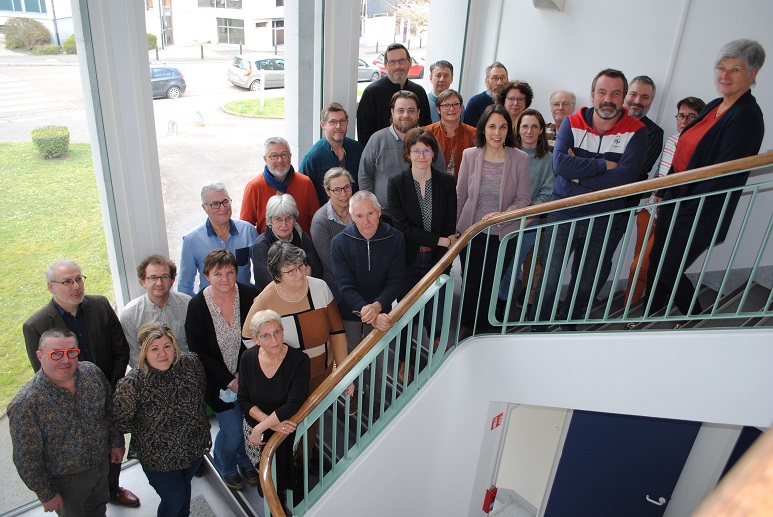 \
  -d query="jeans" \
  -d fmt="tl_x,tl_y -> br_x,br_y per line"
498,218 -> 540,301
143,457 -> 203,517
213,405 -> 252,477
532,215 -> 609,325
